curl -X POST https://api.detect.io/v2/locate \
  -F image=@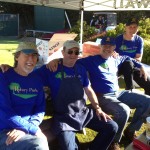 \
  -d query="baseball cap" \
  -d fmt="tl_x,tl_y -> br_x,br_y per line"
126,18 -> 139,26
101,37 -> 116,46
14,42 -> 39,55
63,40 -> 79,50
